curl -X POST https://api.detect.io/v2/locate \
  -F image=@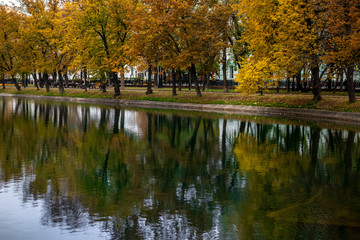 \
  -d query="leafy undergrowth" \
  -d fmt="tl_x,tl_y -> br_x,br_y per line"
1,87 -> 360,112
